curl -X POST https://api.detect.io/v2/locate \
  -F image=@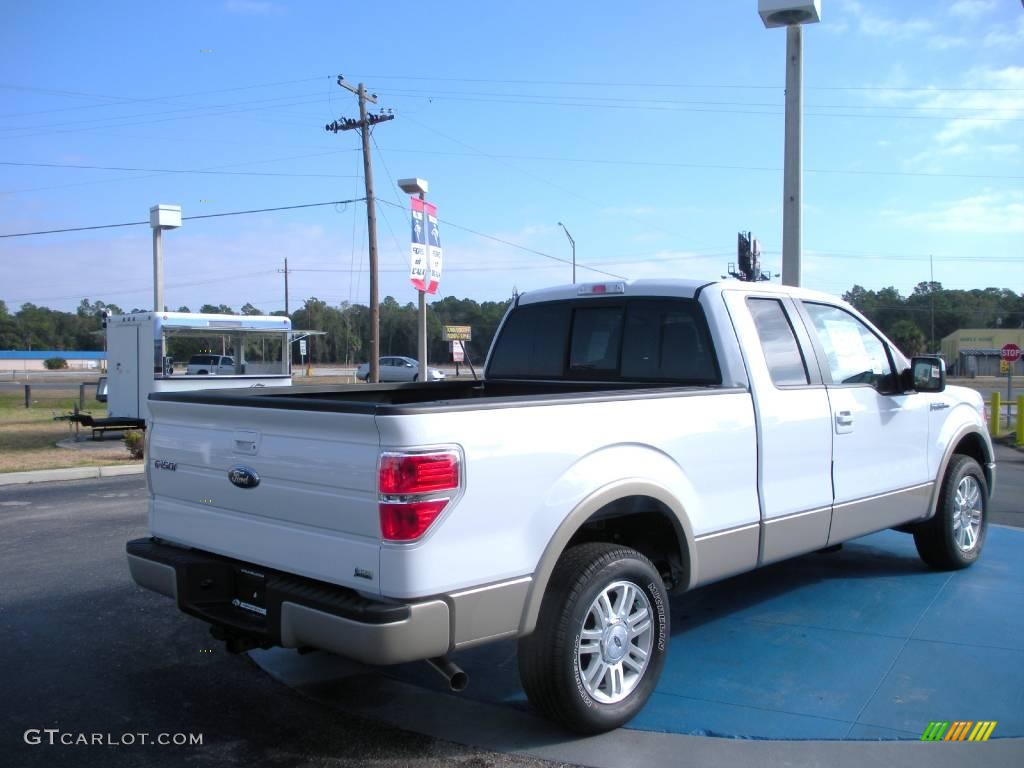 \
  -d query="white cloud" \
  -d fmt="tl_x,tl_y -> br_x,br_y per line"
983,16 -> 1024,48
949,0 -> 997,18
885,192 -> 1024,234
905,141 -> 1019,171
873,66 -> 1024,146
837,0 -> 933,39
